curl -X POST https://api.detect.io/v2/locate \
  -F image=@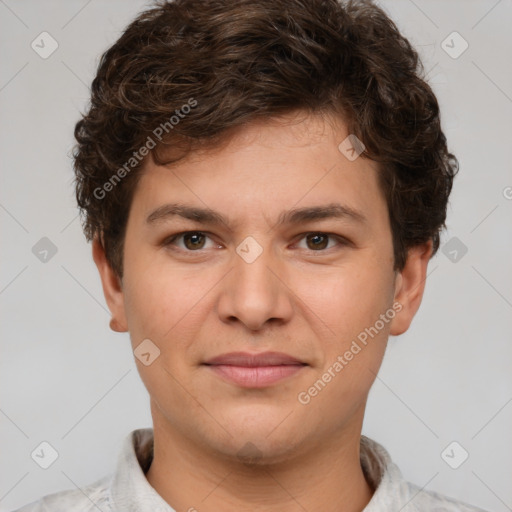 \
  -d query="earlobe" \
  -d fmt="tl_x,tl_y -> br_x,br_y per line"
109,317 -> 126,333
92,237 -> 128,333
389,241 -> 433,336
